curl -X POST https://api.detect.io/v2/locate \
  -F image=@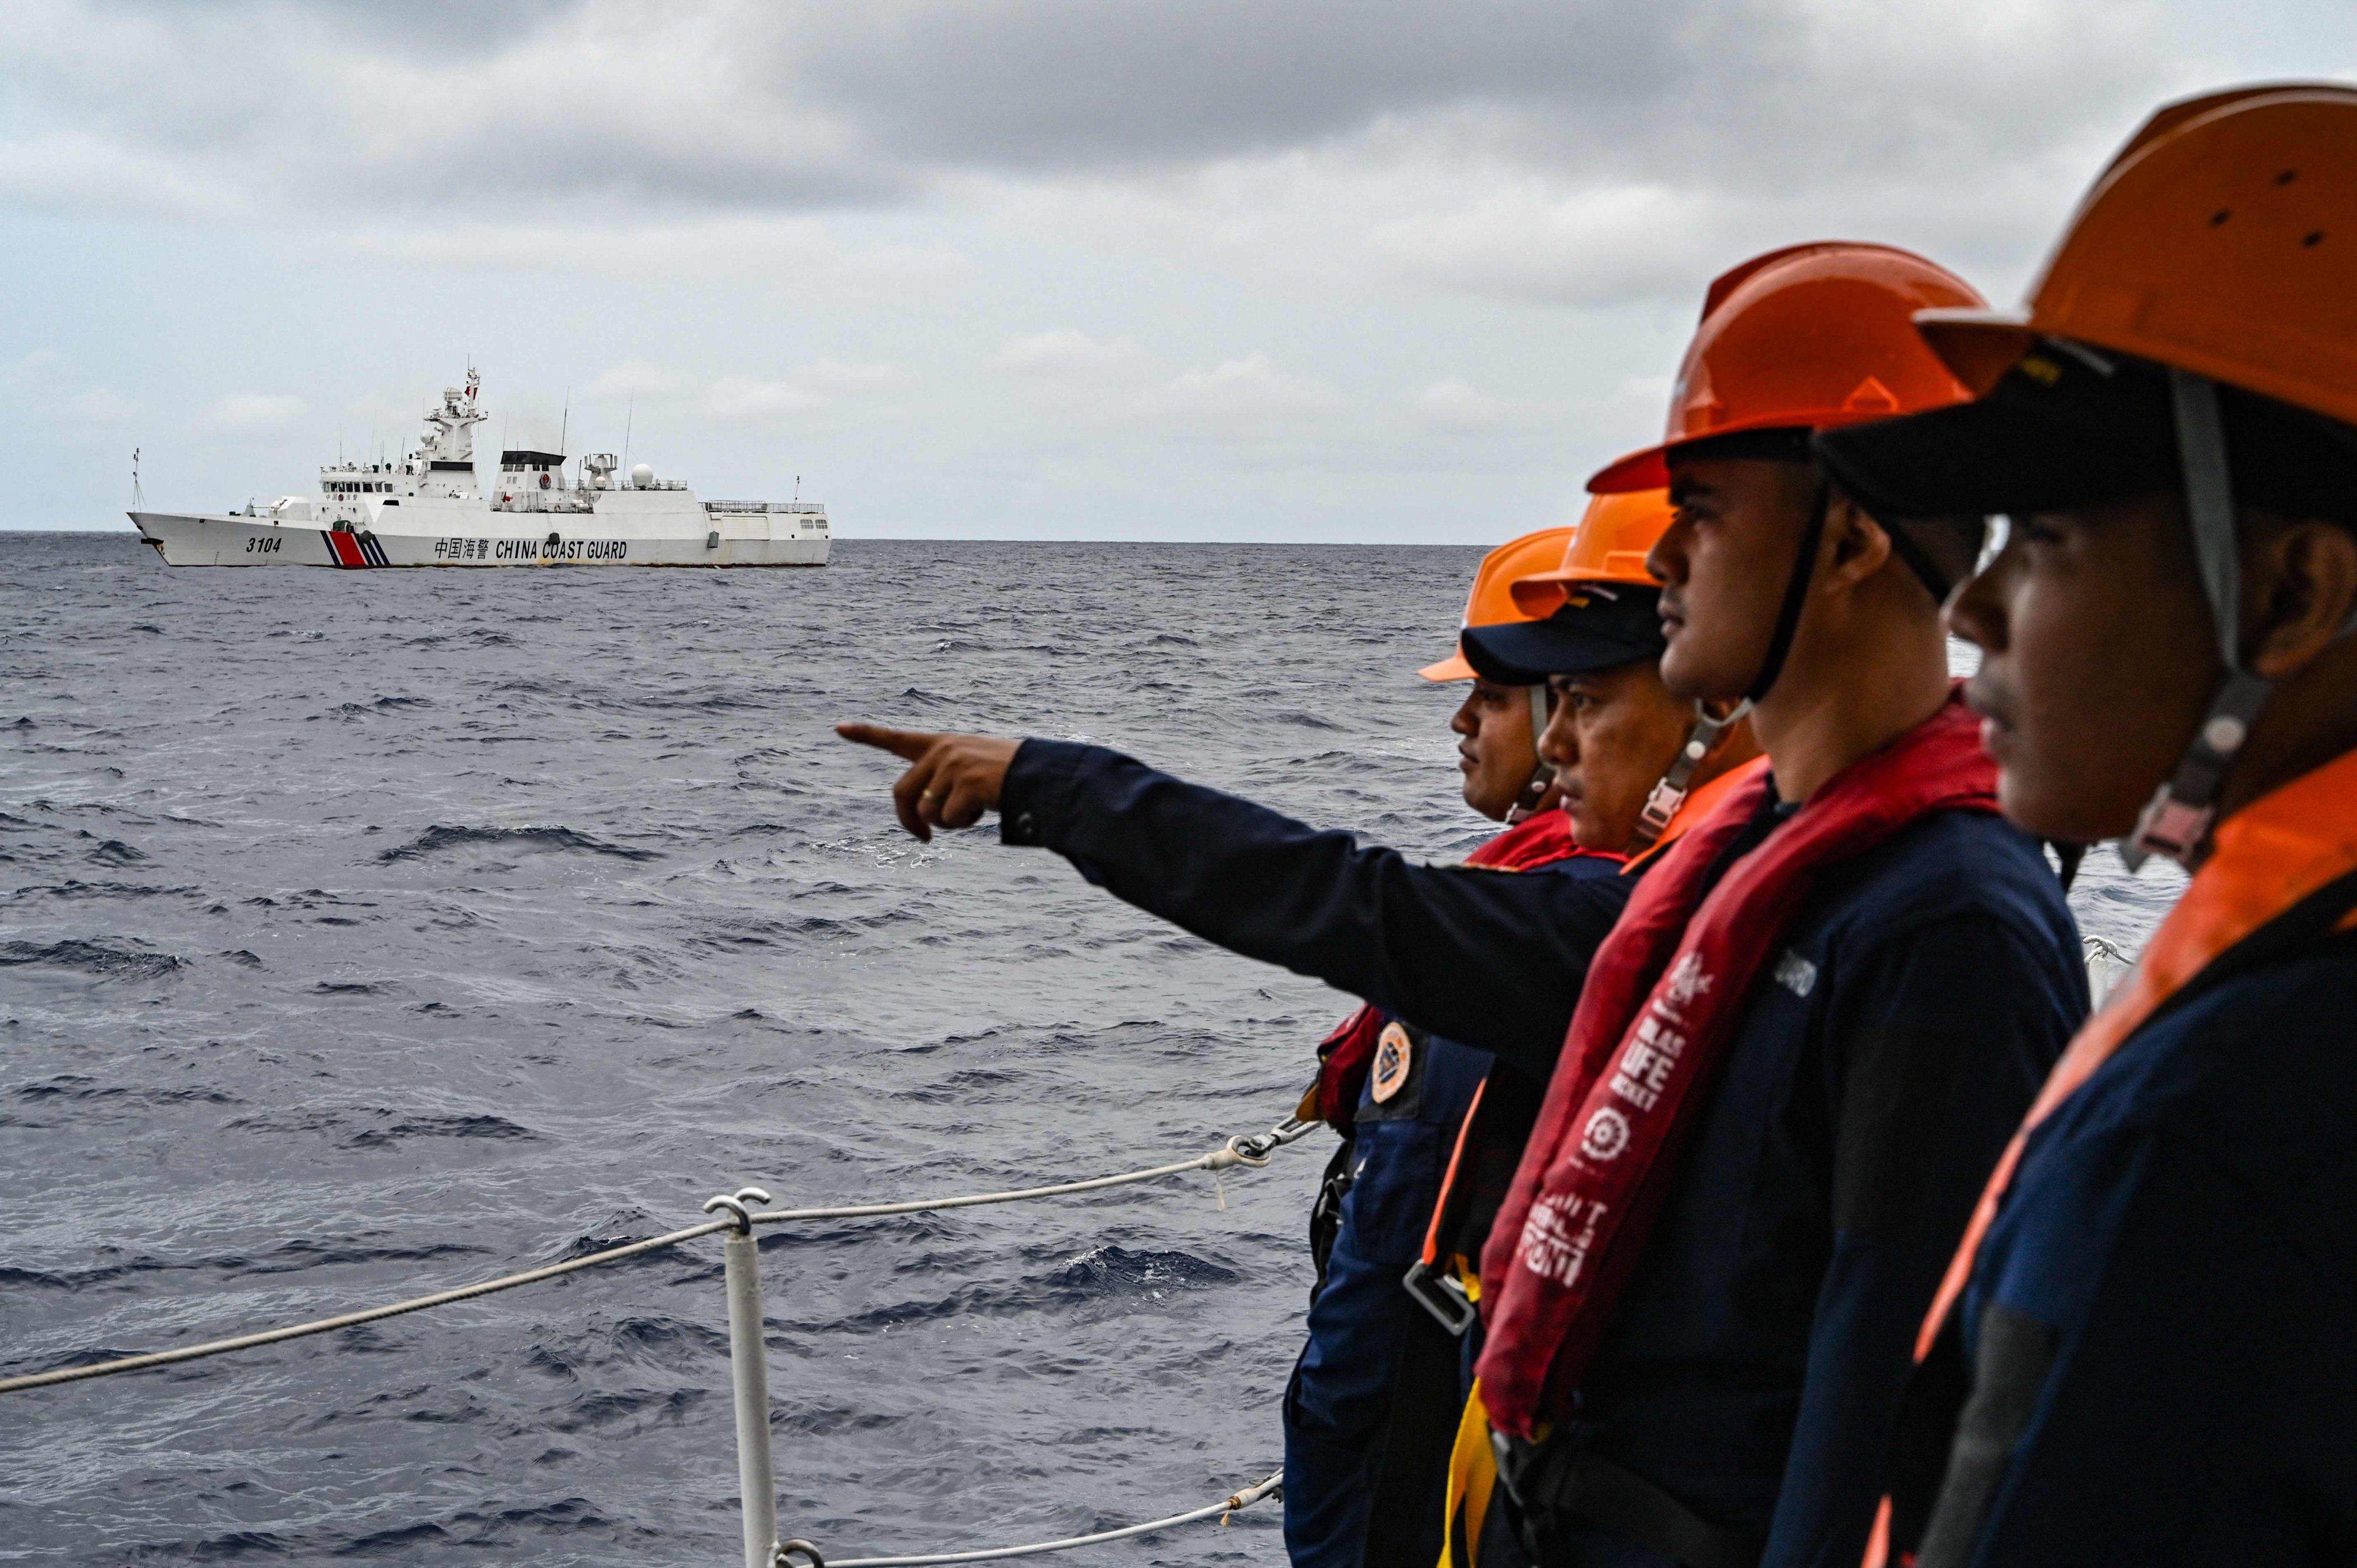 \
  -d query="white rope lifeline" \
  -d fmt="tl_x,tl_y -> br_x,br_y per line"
813,1470 -> 1283,1567
0,1218 -> 739,1394
747,1123 -> 1313,1229
0,1120 -> 1315,1397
